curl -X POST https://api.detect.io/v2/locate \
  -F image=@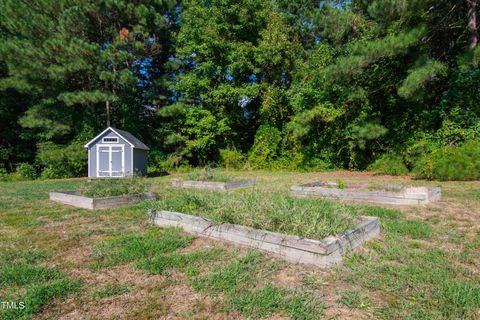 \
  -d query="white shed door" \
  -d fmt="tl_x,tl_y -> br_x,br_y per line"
97,145 -> 125,177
